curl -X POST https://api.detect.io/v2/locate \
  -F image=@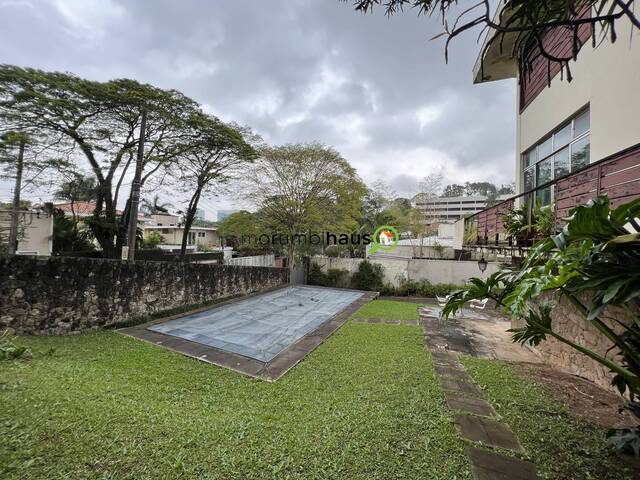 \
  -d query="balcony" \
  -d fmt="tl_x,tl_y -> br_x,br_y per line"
465,143 -> 640,247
